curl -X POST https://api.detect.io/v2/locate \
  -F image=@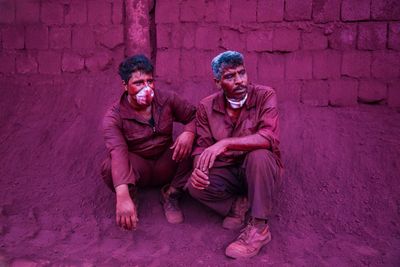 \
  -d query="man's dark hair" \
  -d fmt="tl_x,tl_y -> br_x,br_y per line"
118,54 -> 154,83
211,51 -> 244,80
